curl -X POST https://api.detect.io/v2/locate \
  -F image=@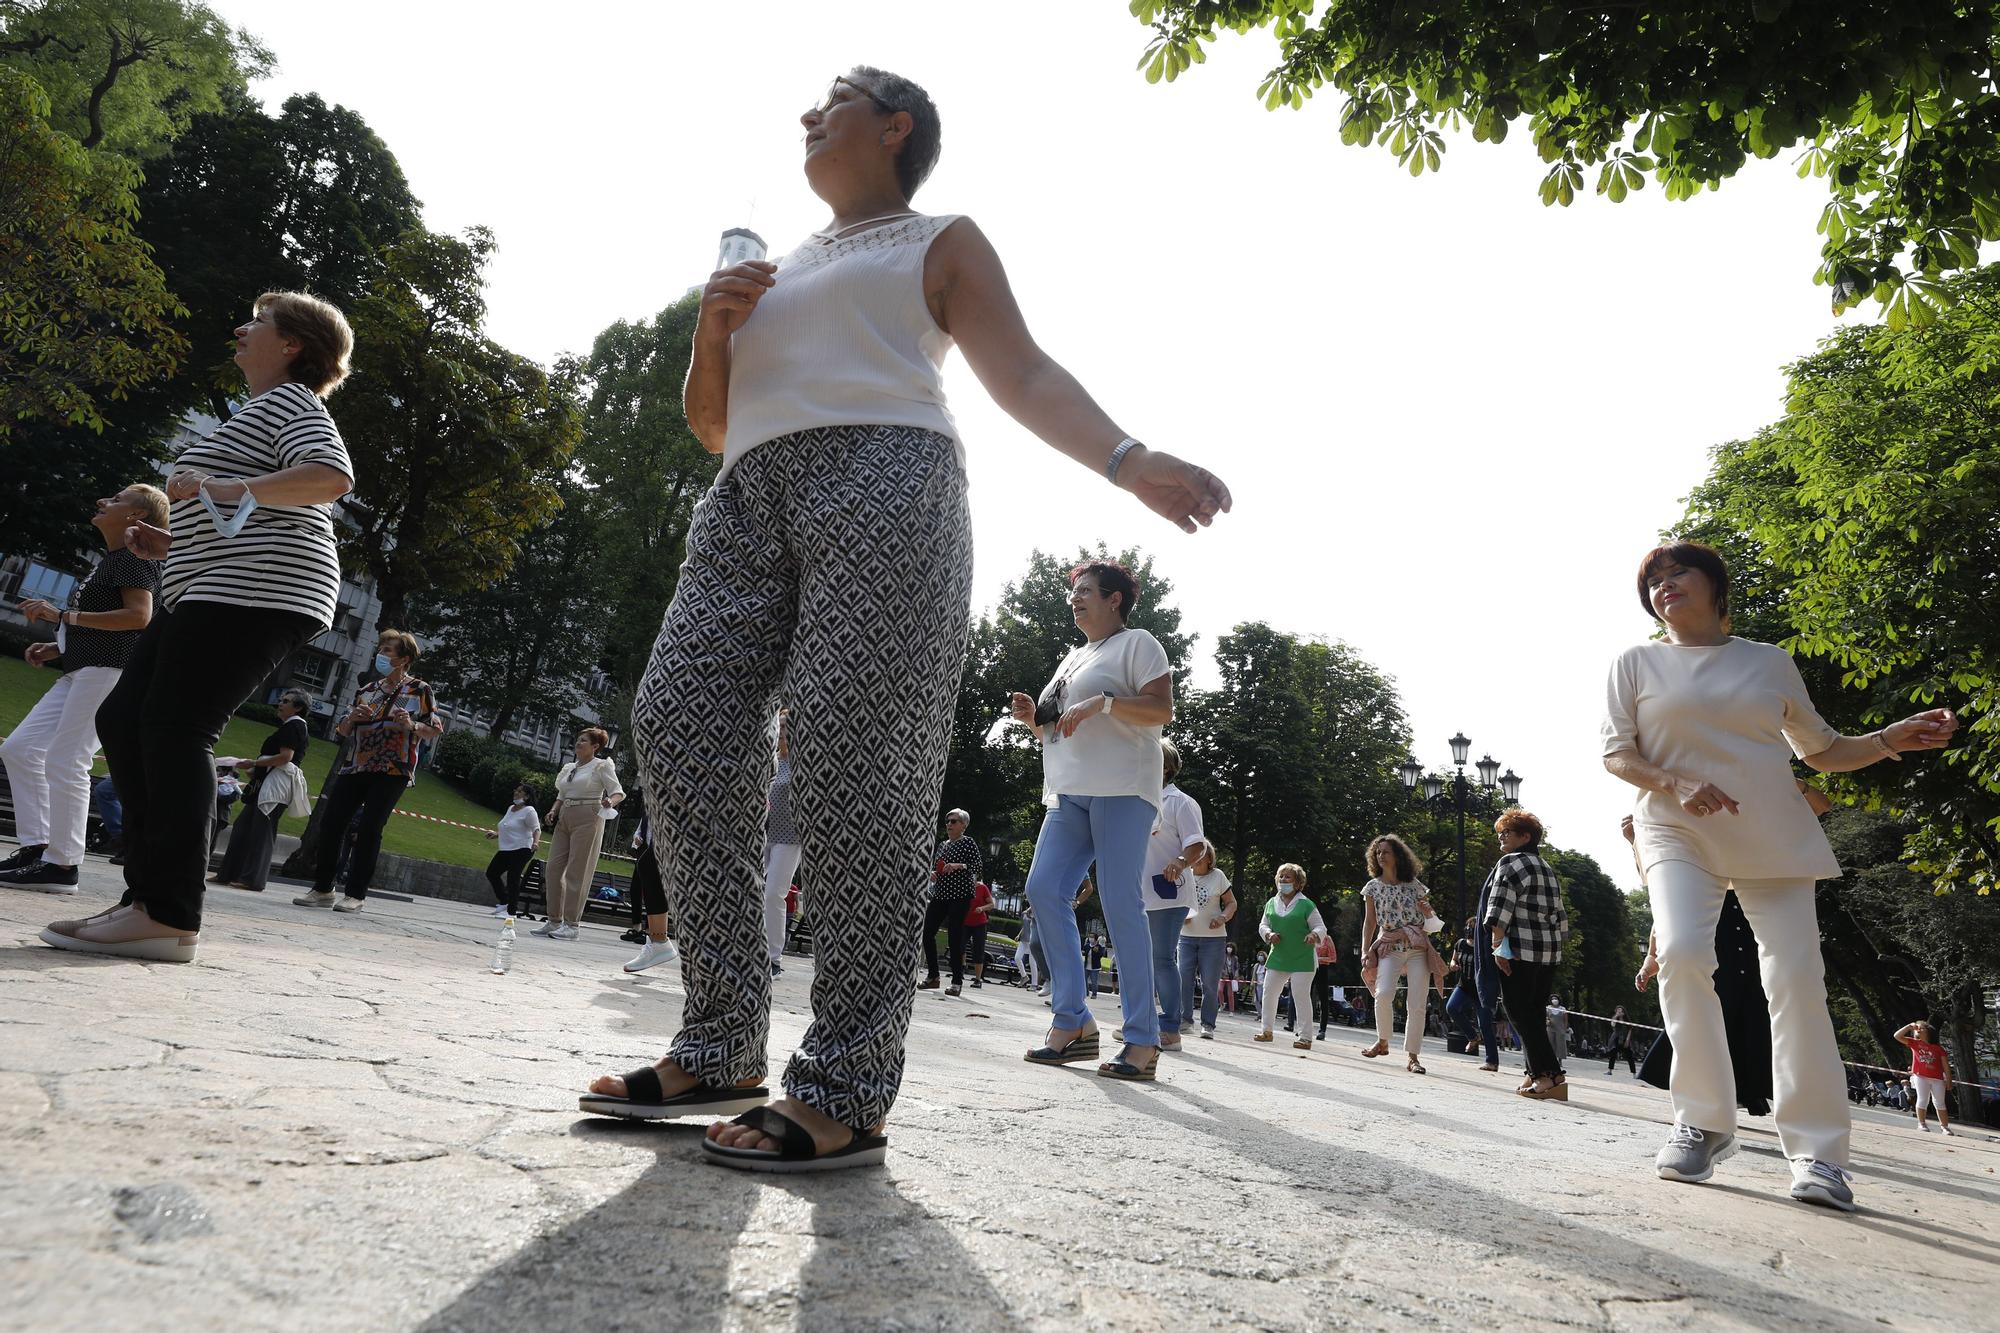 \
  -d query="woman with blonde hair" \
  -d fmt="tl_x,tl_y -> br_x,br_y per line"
2,485 -> 165,893
533,726 -> 624,940
1358,833 -> 1444,1074
1254,863 -> 1326,1049
43,292 -> 356,962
